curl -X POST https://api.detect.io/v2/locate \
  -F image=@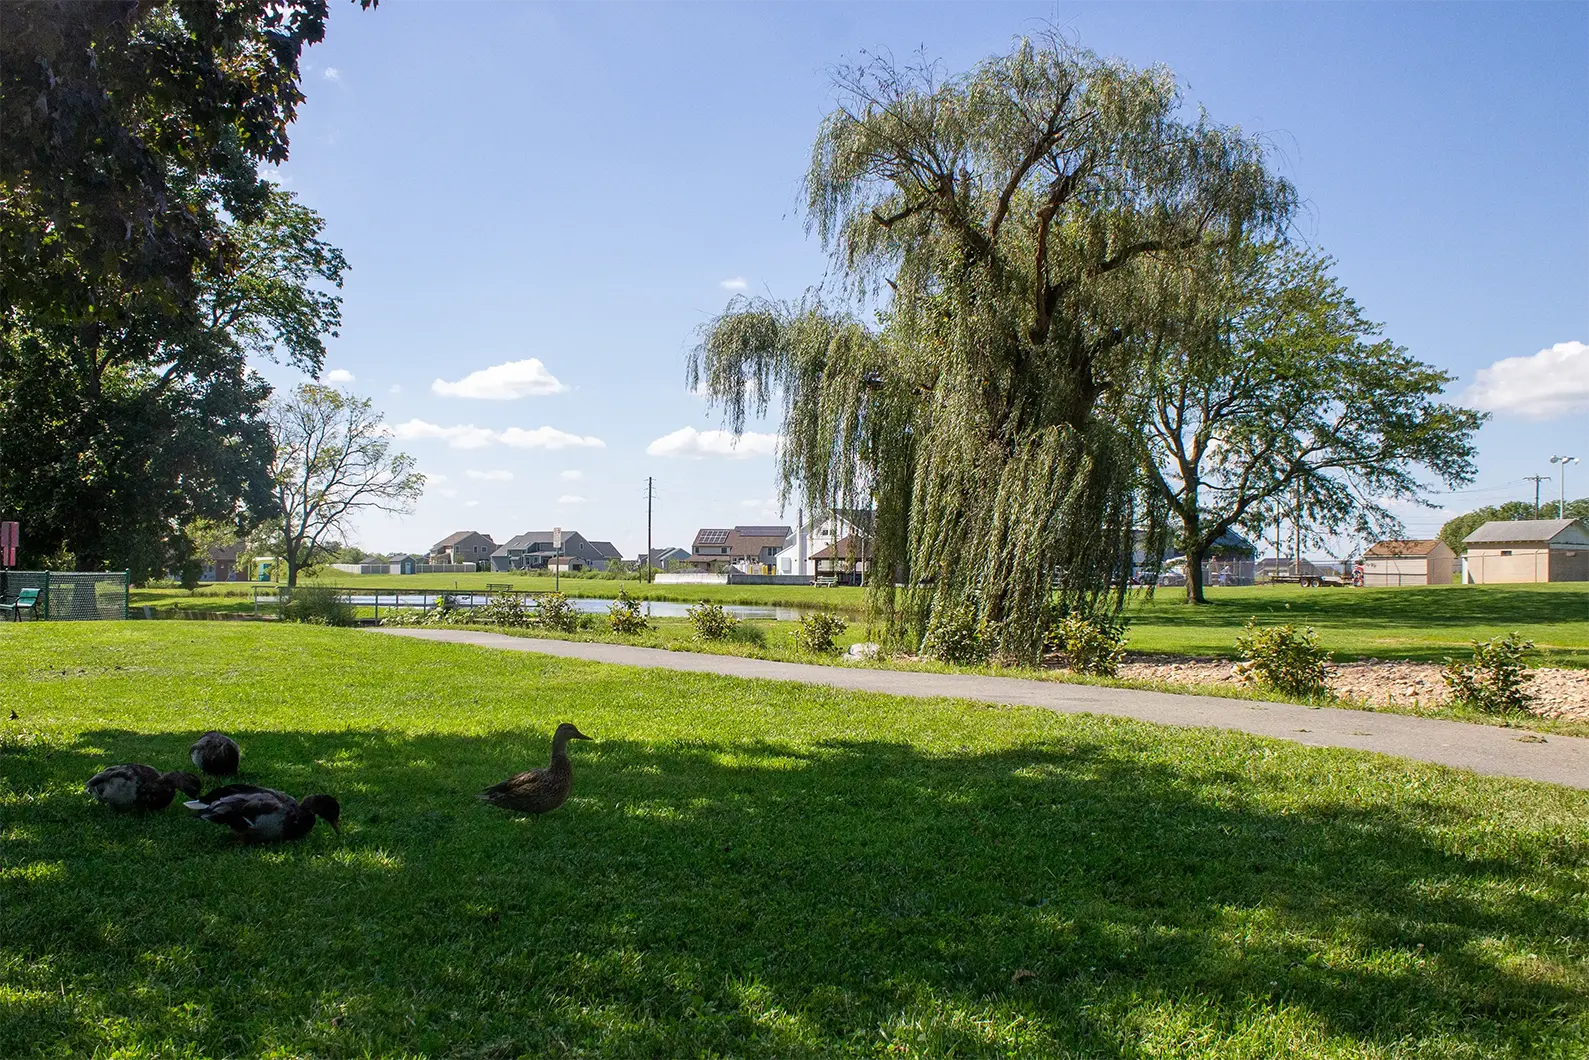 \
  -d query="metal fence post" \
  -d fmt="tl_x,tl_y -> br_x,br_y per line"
123,571 -> 130,619
41,571 -> 49,620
